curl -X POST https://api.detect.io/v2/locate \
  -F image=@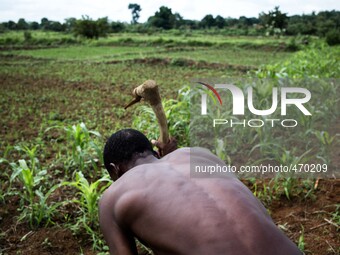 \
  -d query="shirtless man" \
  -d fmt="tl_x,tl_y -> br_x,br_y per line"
100,128 -> 302,255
